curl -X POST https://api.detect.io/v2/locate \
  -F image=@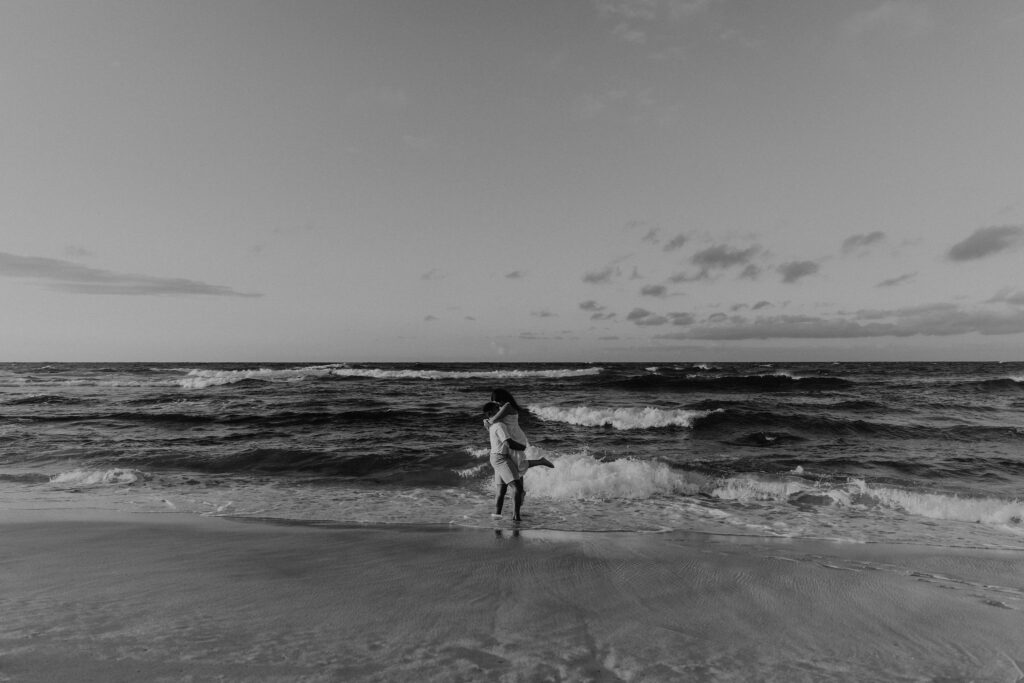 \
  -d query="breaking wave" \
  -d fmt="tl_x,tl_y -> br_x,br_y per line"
524,451 -> 698,500
328,367 -> 602,381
